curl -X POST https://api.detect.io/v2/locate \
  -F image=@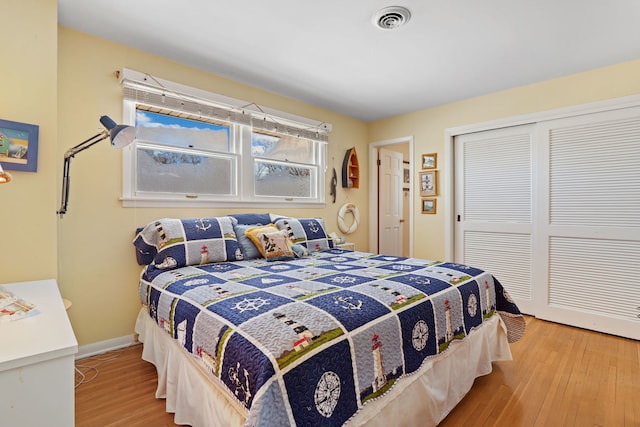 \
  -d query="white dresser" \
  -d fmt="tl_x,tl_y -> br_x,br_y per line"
336,242 -> 355,251
0,279 -> 78,426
